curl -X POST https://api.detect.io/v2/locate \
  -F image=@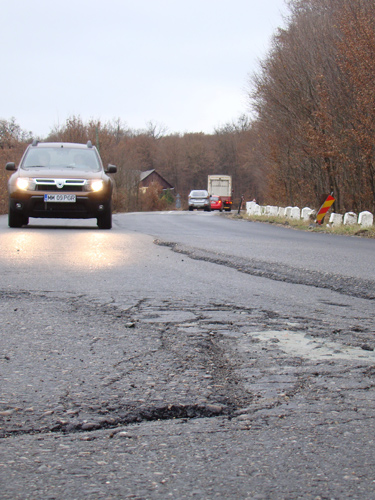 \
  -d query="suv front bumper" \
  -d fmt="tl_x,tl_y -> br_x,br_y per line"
9,193 -> 111,219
